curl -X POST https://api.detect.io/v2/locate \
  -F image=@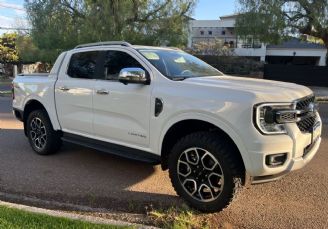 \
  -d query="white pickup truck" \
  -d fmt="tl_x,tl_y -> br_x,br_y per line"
12,41 -> 322,212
